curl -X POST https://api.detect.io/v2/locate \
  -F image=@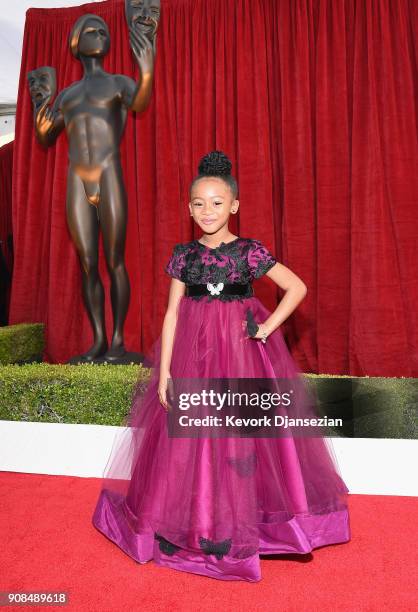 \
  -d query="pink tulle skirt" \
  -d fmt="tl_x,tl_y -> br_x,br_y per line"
92,295 -> 351,582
